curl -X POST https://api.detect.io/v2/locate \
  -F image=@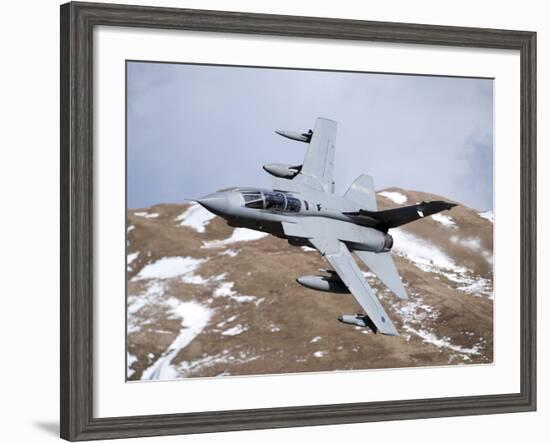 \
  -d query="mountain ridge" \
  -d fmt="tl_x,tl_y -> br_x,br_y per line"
127,188 -> 493,381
